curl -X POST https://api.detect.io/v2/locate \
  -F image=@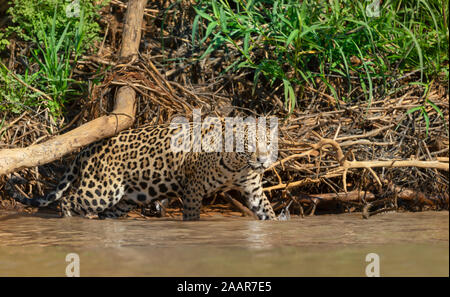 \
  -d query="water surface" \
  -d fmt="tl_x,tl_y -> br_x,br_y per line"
0,211 -> 448,276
